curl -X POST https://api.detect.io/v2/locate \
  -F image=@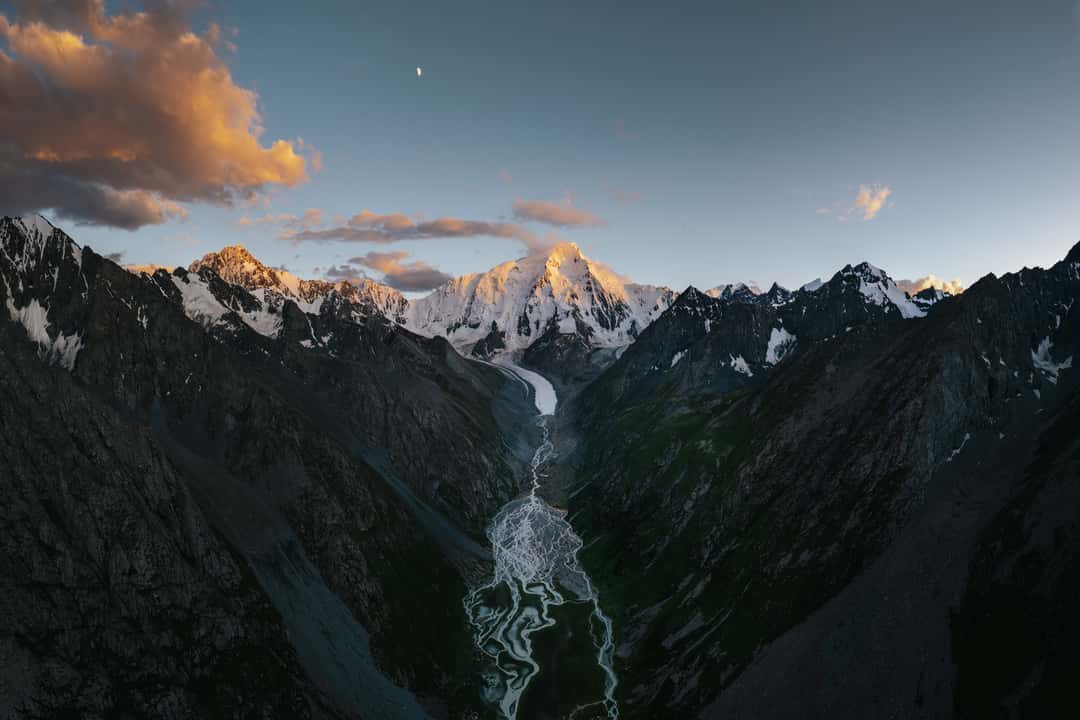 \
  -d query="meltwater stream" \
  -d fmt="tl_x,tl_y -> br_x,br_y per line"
464,363 -> 618,719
